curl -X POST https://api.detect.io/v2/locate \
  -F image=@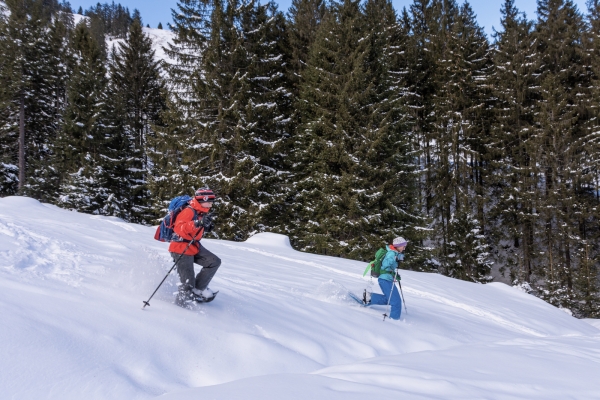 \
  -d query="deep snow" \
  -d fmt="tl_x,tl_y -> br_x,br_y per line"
1,196 -> 599,399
